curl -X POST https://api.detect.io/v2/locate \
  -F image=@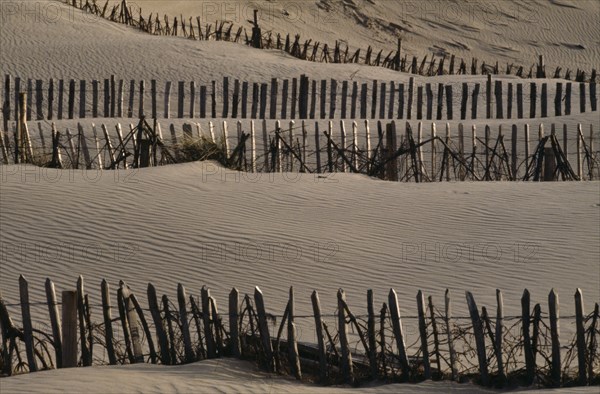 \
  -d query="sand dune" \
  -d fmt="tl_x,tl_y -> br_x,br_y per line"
0,0 -> 599,392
